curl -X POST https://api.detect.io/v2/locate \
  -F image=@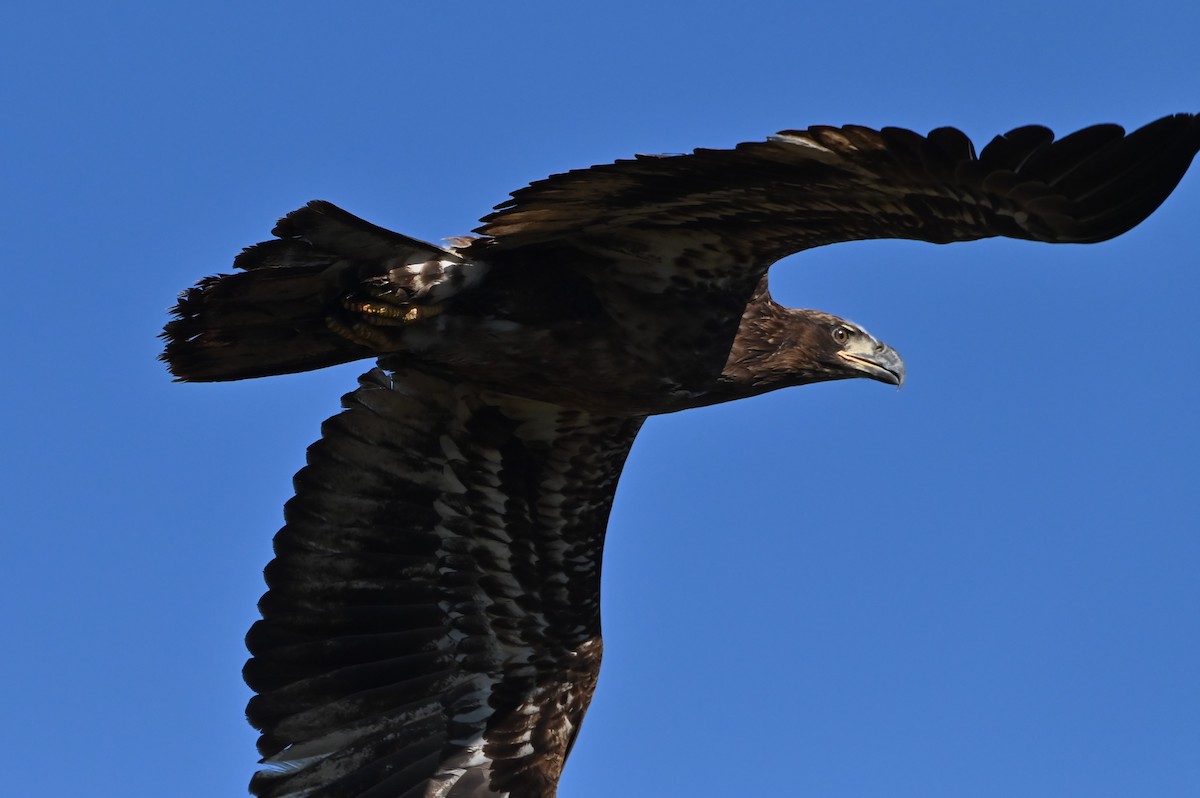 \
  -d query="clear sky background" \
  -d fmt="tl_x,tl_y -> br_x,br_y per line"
2,3 -> 1197,797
